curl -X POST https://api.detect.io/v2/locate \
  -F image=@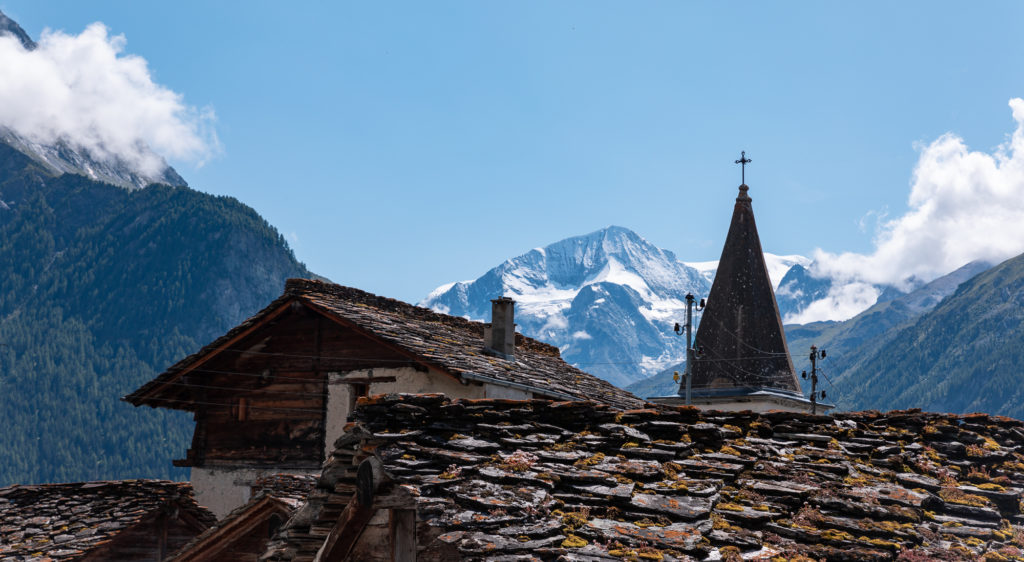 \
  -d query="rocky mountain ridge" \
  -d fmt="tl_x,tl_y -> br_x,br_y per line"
422,226 -> 814,387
